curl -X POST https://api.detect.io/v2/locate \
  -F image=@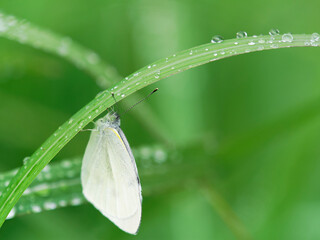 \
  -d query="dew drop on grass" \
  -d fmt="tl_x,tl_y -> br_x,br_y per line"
62,160 -> 72,168
269,28 -> 280,36
31,205 -> 42,213
57,38 -> 71,56
71,198 -> 82,206
7,208 -> 16,219
42,165 -> 50,173
0,17 -> 8,33
236,31 -> 247,38
282,33 -> 293,42
211,35 -> 224,43
44,202 -> 57,210
23,157 -> 30,165
86,52 -> 99,64
248,41 -> 255,46
154,149 -> 167,163
311,33 -> 320,42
